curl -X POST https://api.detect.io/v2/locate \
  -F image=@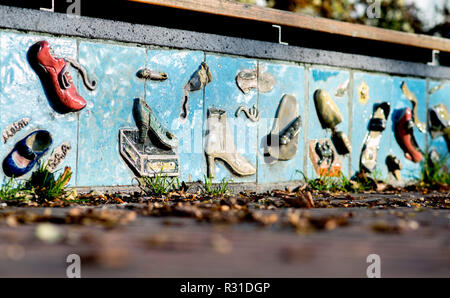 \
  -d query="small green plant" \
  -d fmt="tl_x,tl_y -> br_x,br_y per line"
203,175 -> 232,196
420,152 -> 450,186
352,172 -> 377,191
0,162 -> 72,202
0,177 -> 29,201
138,170 -> 181,196
339,173 -> 357,192
26,162 -> 72,201
297,170 -> 376,193
298,171 -> 333,191
369,169 -> 384,182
